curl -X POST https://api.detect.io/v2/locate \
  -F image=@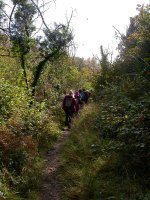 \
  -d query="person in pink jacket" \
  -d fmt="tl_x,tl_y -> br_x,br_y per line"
62,90 -> 77,128
74,91 -> 81,114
